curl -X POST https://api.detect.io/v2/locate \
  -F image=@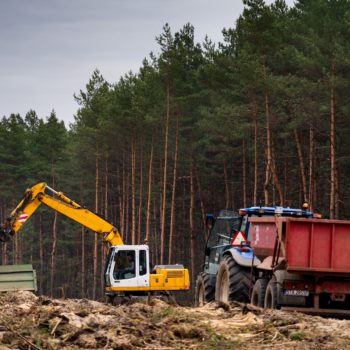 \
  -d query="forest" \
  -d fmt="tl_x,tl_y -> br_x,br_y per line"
0,0 -> 349,300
